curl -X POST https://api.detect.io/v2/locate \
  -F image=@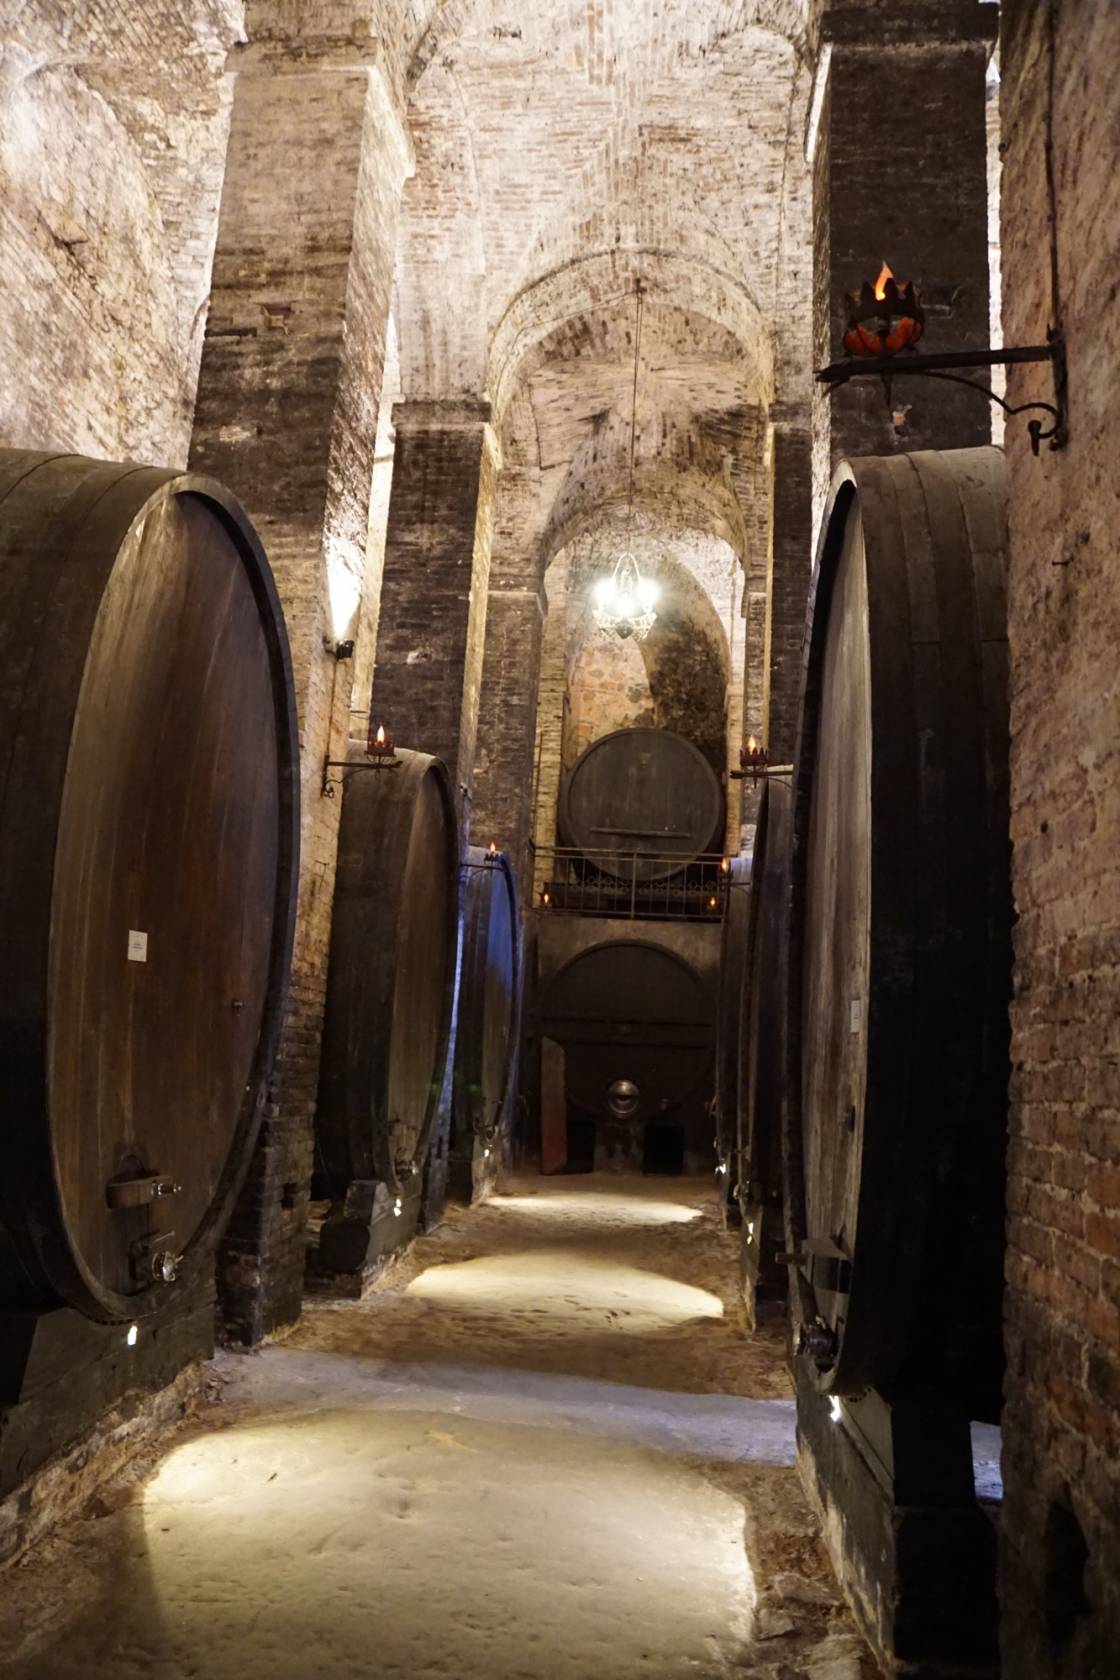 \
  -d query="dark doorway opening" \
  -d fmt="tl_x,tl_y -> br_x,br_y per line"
565,1111 -> 596,1173
643,1125 -> 685,1175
